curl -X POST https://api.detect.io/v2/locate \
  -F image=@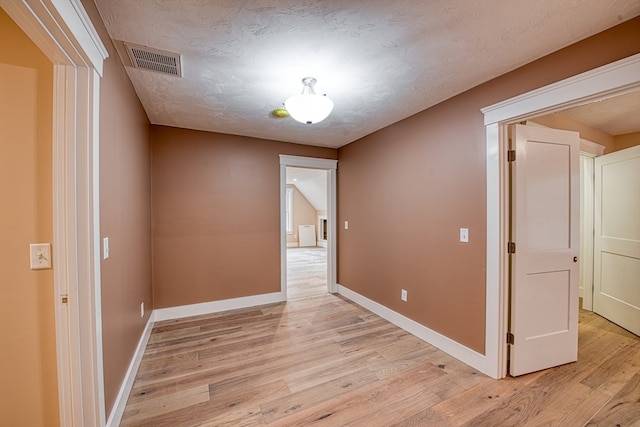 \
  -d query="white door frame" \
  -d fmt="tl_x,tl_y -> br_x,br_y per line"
482,53 -> 640,379
280,155 -> 338,297
1,0 -> 108,425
